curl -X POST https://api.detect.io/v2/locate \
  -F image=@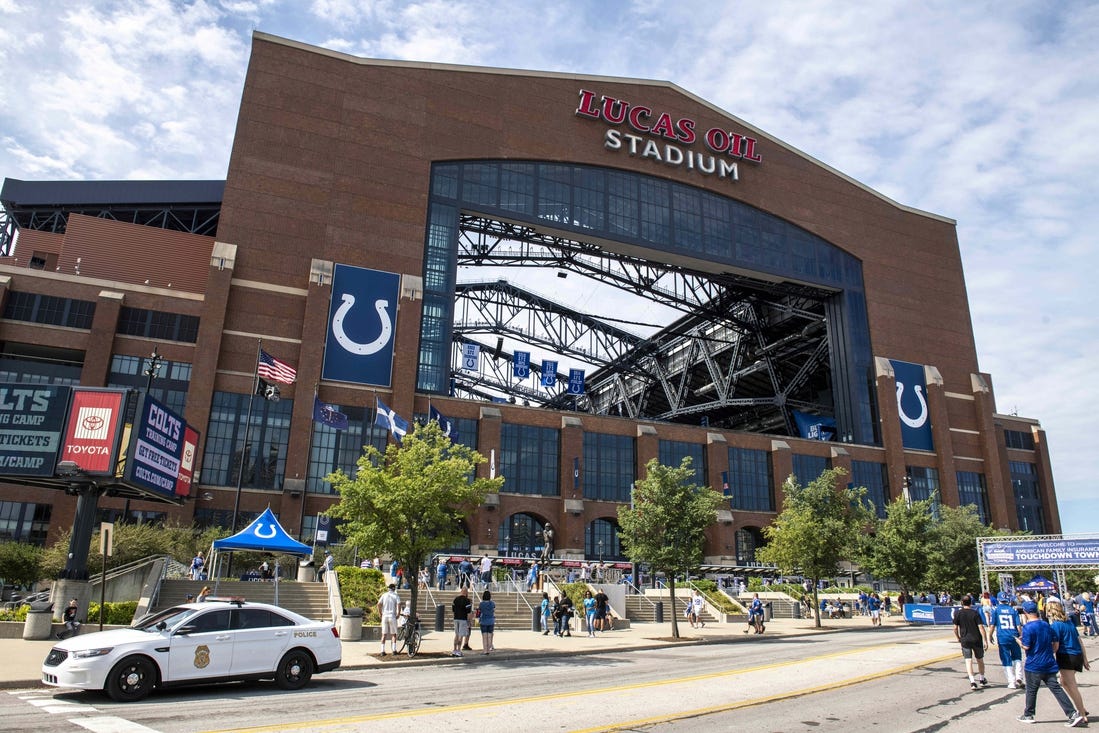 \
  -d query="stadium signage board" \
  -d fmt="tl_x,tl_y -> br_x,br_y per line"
0,384 -> 70,475
576,88 -> 762,182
